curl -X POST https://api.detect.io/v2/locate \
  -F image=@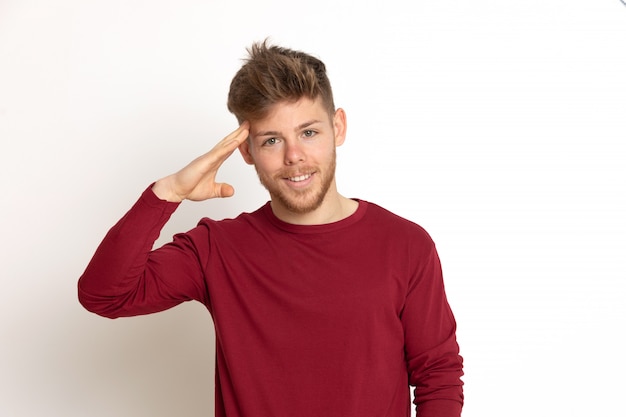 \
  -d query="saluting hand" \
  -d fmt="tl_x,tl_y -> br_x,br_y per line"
151,122 -> 250,203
